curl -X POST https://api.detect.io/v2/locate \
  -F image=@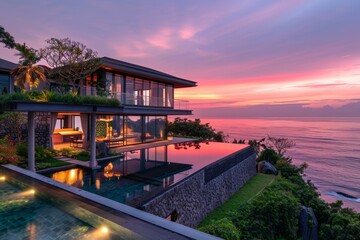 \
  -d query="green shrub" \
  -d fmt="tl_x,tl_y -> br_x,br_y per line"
16,143 -> 56,162
76,150 -> 90,161
58,148 -> 82,158
198,218 -> 240,240
16,143 -> 28,158
0,90 -> 121,107
257,148 -> 282,165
